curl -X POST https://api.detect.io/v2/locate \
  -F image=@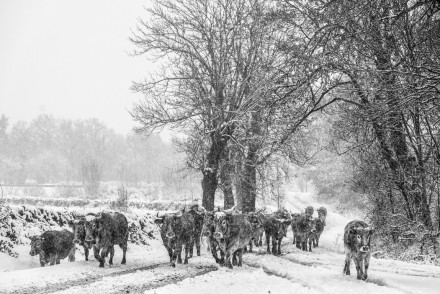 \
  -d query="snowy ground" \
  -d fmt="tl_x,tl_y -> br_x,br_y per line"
2,191 -> 440,294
